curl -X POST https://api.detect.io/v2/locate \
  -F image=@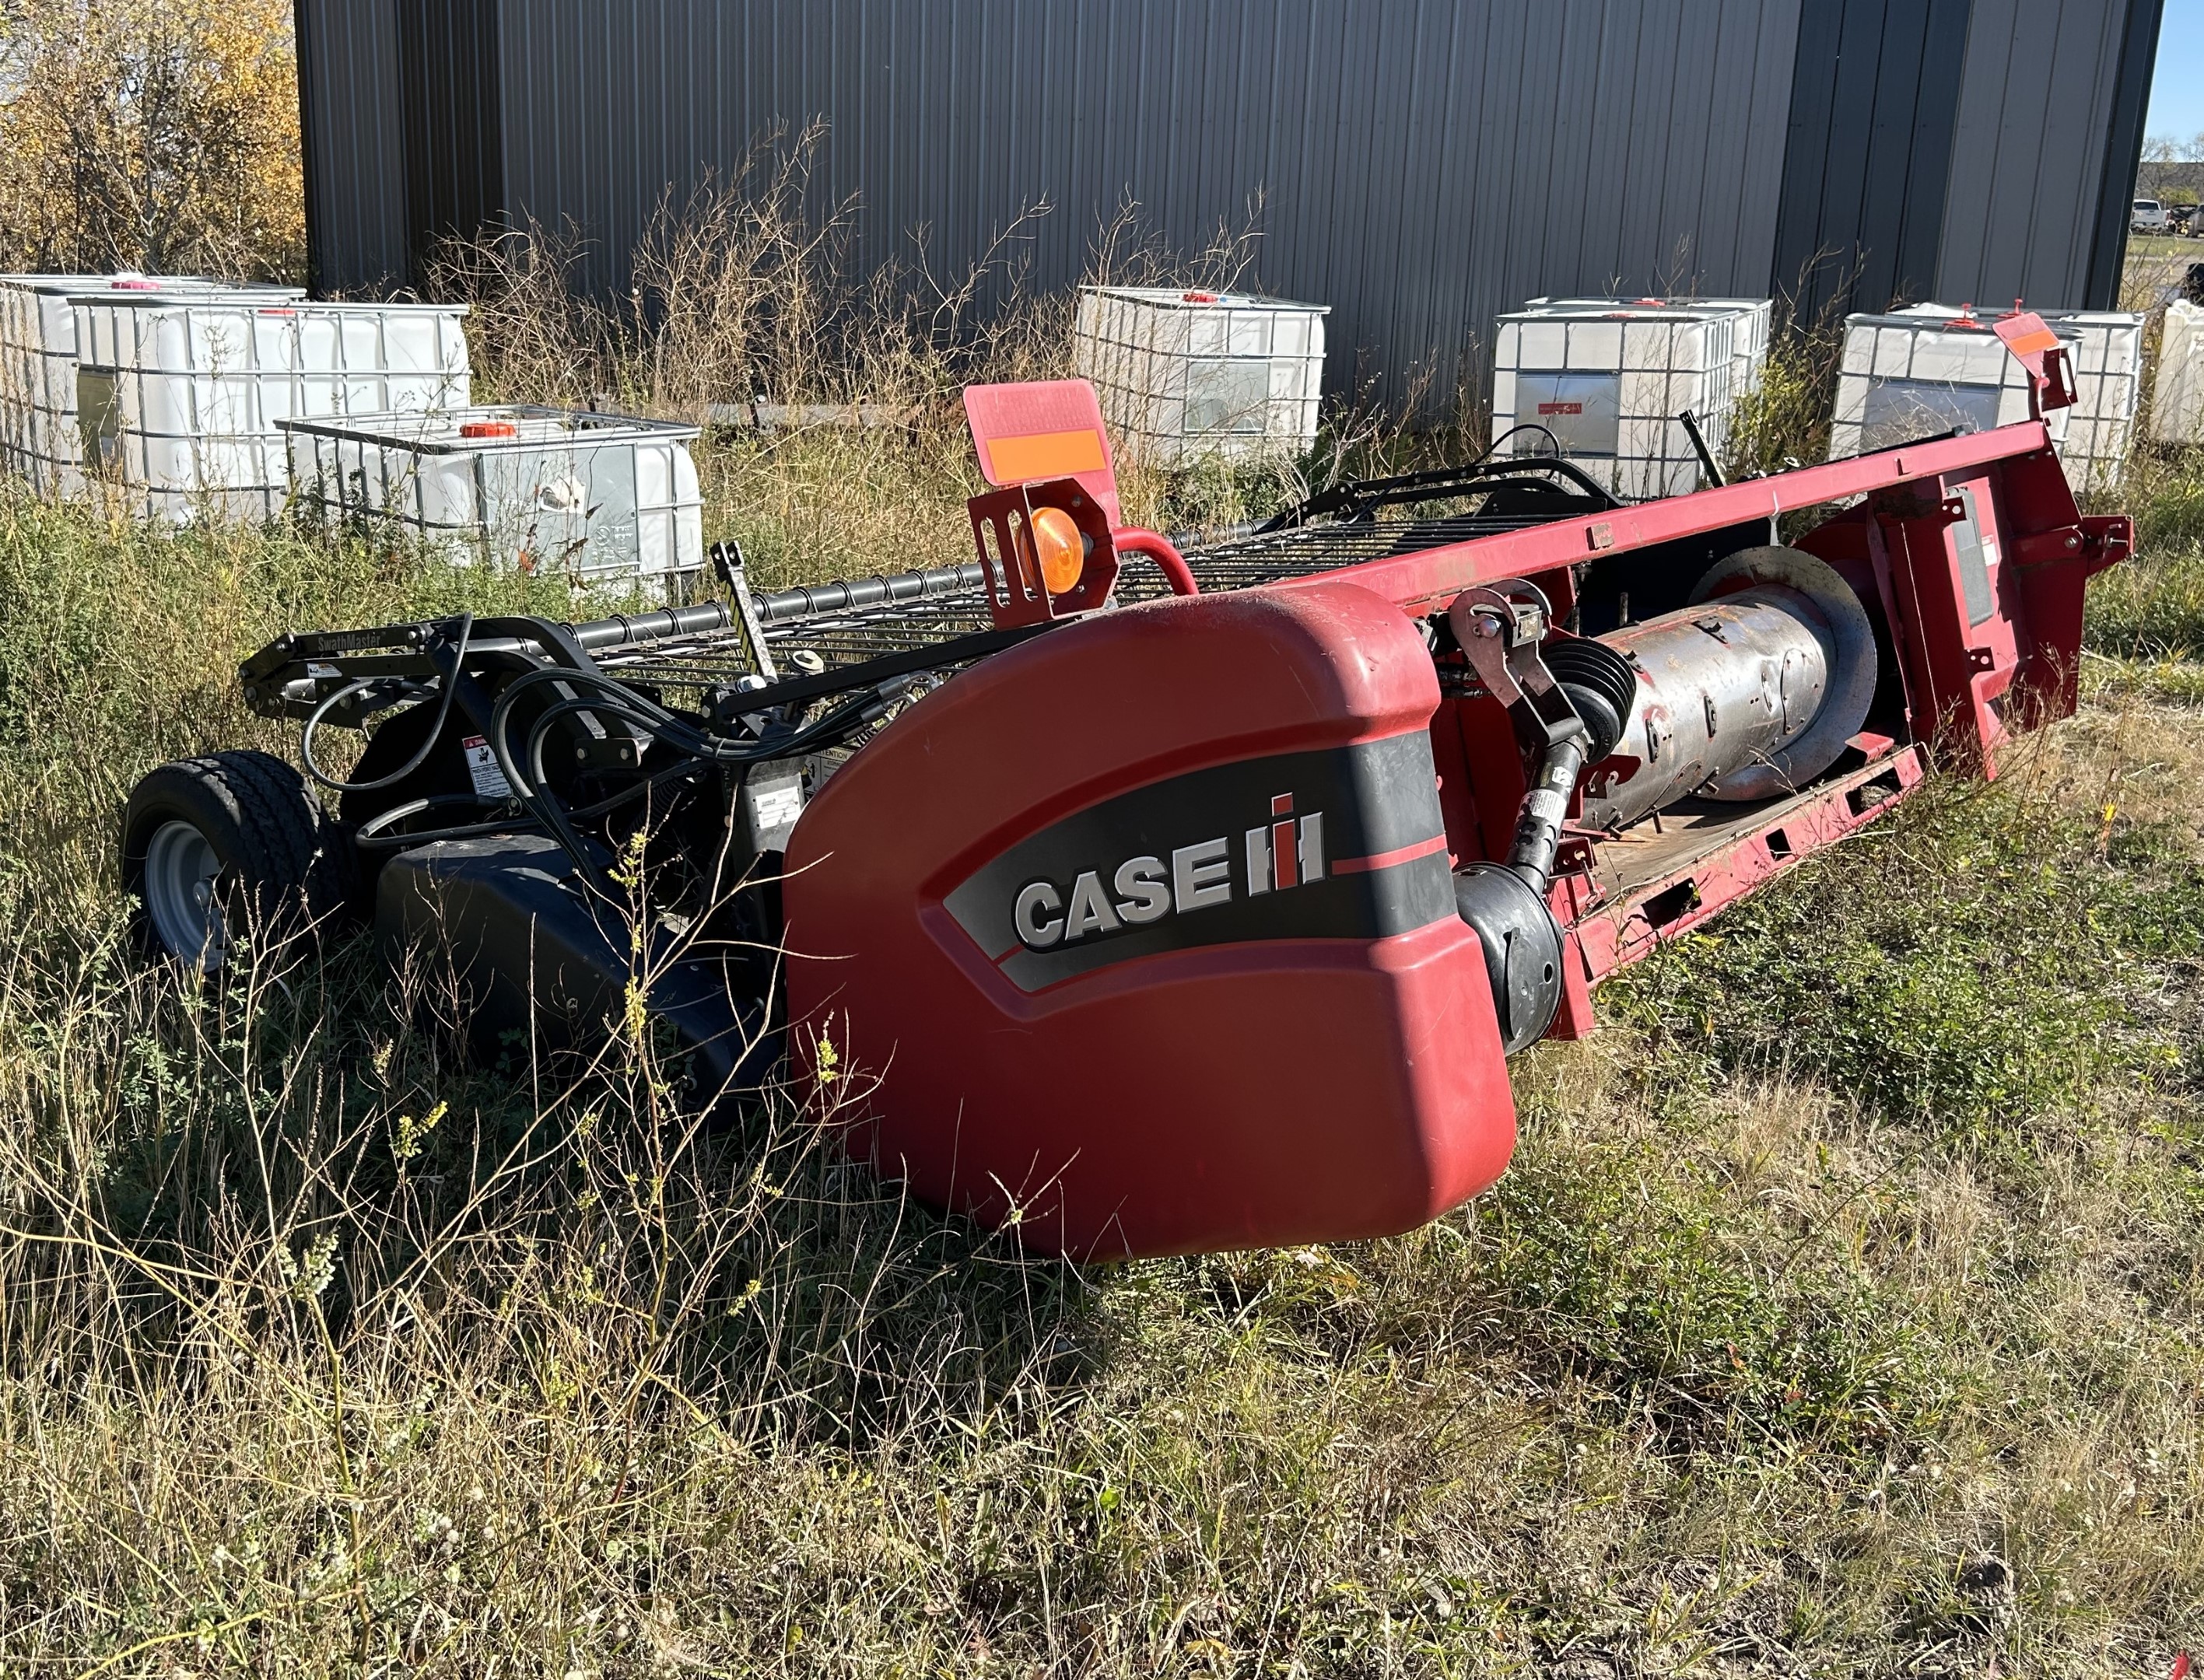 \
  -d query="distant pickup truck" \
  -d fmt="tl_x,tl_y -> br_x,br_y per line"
2134,198 -> 2171,233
